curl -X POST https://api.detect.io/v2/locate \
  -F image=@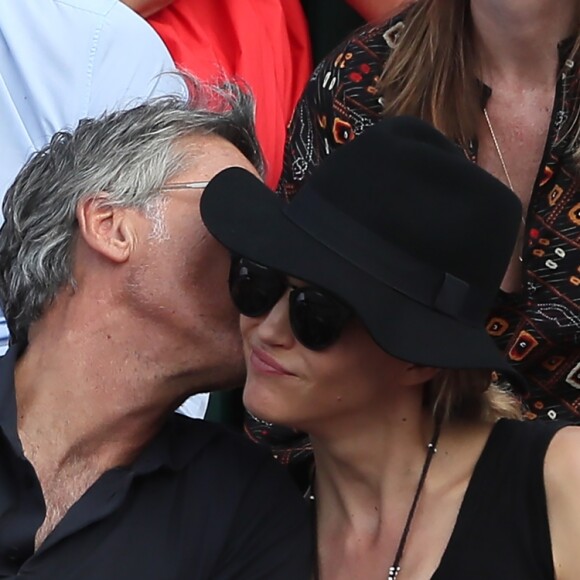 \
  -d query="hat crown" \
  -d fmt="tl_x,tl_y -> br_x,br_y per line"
299,117 -> 522,297
200,116 -> 526,380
